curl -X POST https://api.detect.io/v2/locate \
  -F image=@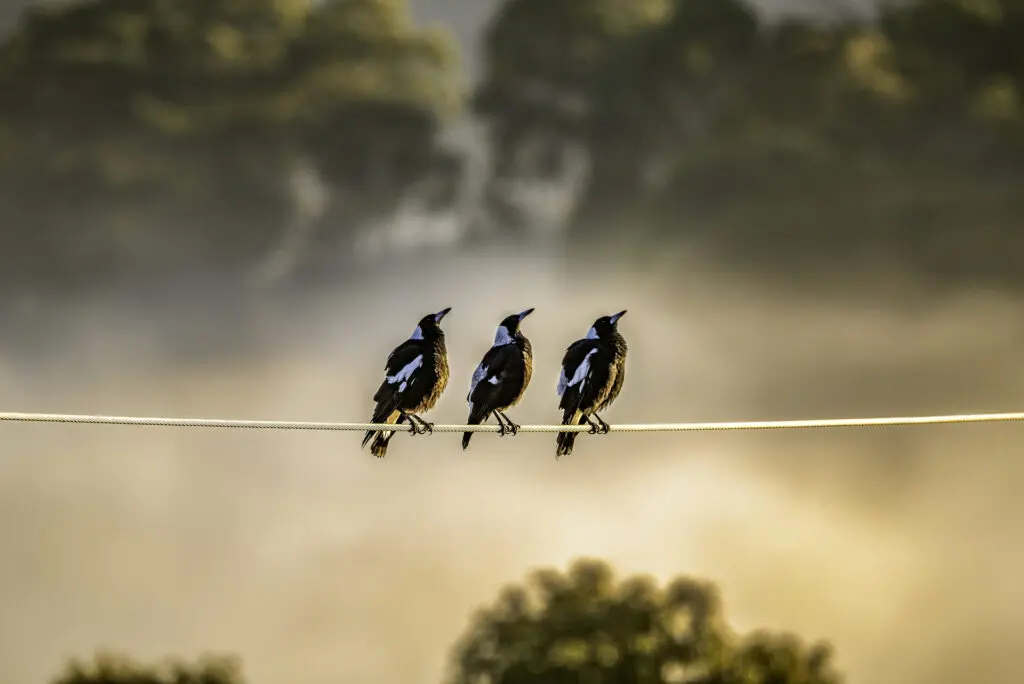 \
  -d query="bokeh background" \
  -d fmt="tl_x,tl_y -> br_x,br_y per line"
0,1 -> 1022,684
